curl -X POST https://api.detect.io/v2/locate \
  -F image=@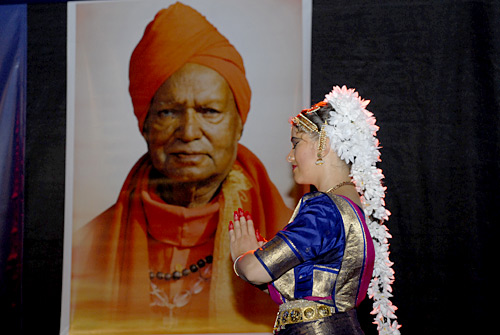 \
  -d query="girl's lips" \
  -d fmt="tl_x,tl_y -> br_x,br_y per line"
292,165 -> 297,171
